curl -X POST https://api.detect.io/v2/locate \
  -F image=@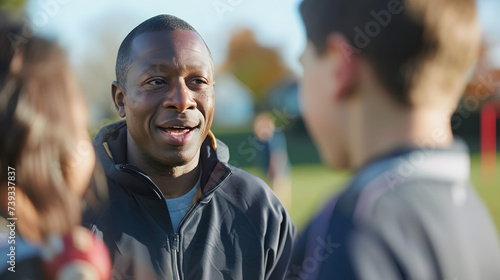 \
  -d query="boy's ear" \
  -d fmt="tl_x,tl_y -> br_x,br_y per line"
111,81 -> 126,118
326,34 -> 360,101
